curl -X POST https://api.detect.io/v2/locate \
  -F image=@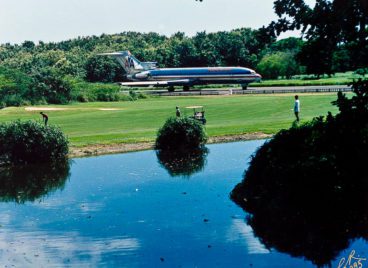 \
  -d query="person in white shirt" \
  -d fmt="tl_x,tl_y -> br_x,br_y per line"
294,95 -> 300,122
